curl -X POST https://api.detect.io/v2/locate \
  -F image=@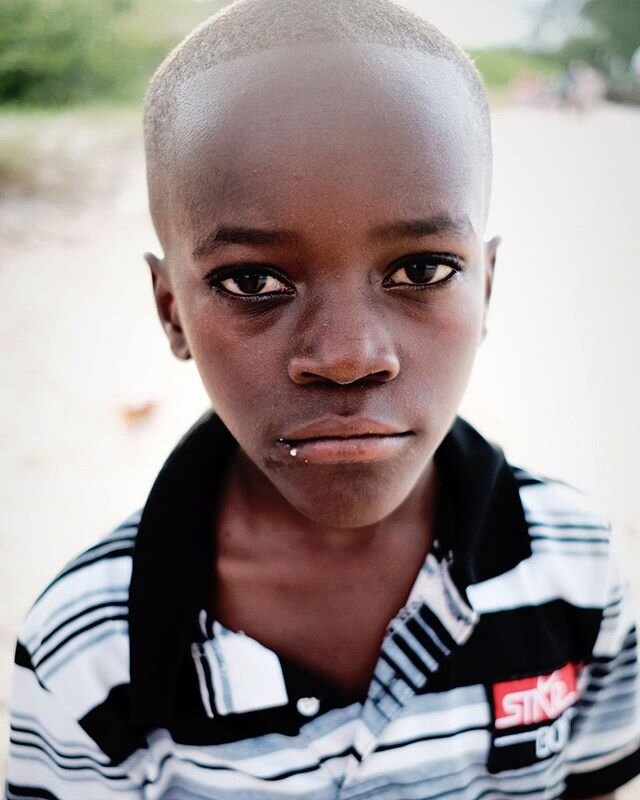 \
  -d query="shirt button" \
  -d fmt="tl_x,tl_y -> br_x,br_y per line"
296,696 -> 320,717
